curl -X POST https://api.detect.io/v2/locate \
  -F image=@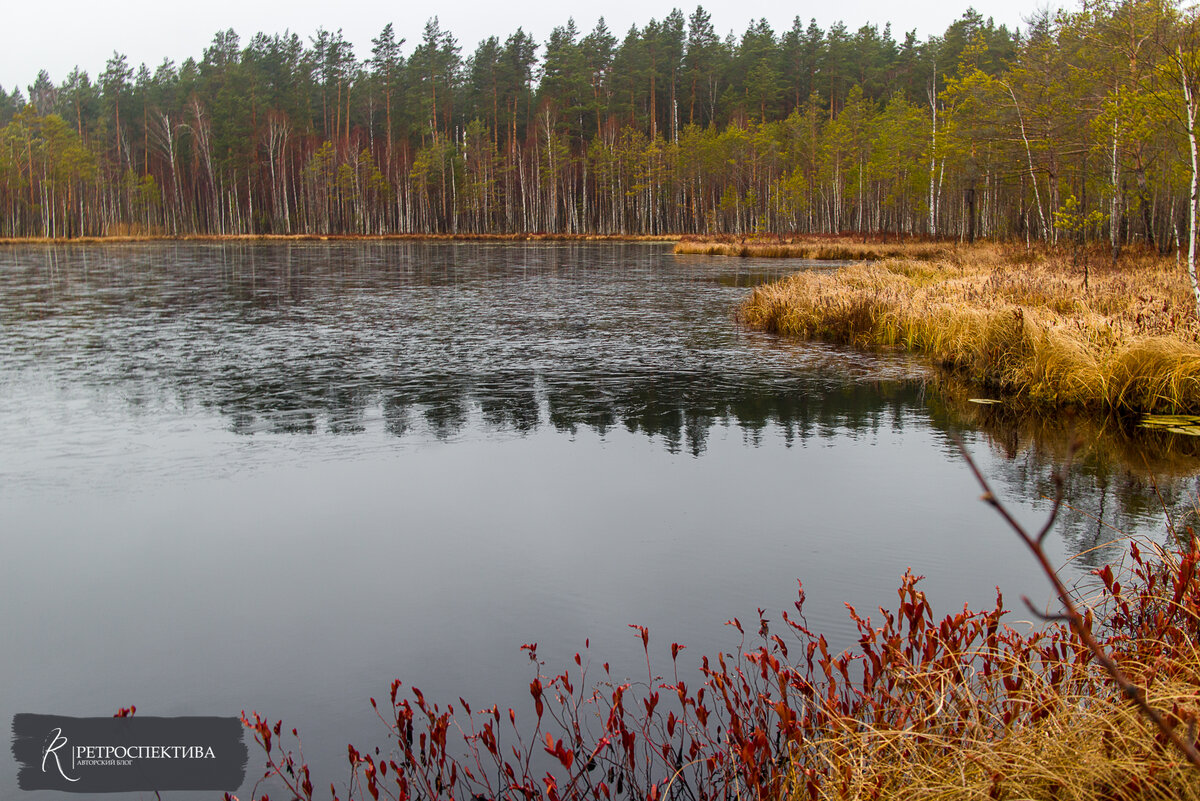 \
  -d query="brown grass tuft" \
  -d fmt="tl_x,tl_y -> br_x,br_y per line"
797,681 -> 1200,800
